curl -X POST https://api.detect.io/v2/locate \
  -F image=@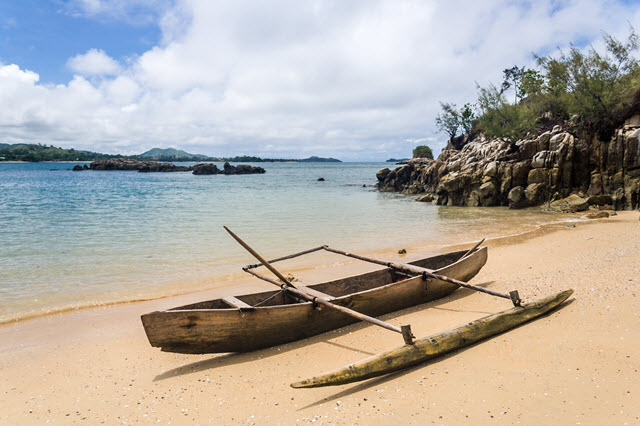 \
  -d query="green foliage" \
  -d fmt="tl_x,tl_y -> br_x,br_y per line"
500,66 -> 525,103
473,28 -> 640,140
459,103 -> 476,134
535,29 -> 640,137
518,69 -> 545,98
0,143 -> 121,162
476,83 -> 536,140
435,102 -> 460,140
435,102 -> 476,140
413,145 -> 434,159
